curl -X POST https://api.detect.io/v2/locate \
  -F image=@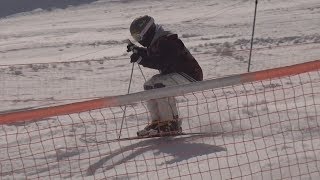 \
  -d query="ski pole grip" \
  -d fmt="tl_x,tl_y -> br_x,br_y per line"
126,39 -> 139,53
126,39 -> 135,52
